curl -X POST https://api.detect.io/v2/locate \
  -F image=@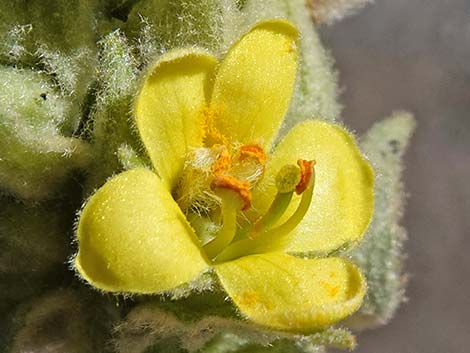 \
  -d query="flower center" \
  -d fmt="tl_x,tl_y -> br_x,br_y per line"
173,144 -> 315,262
